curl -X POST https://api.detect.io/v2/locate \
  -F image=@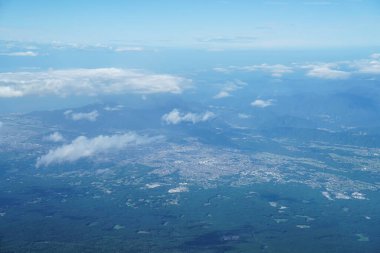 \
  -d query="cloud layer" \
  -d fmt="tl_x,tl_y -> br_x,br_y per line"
162,109 -> 215,125
36,132 -> 157,167
0,68 -> 190,98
